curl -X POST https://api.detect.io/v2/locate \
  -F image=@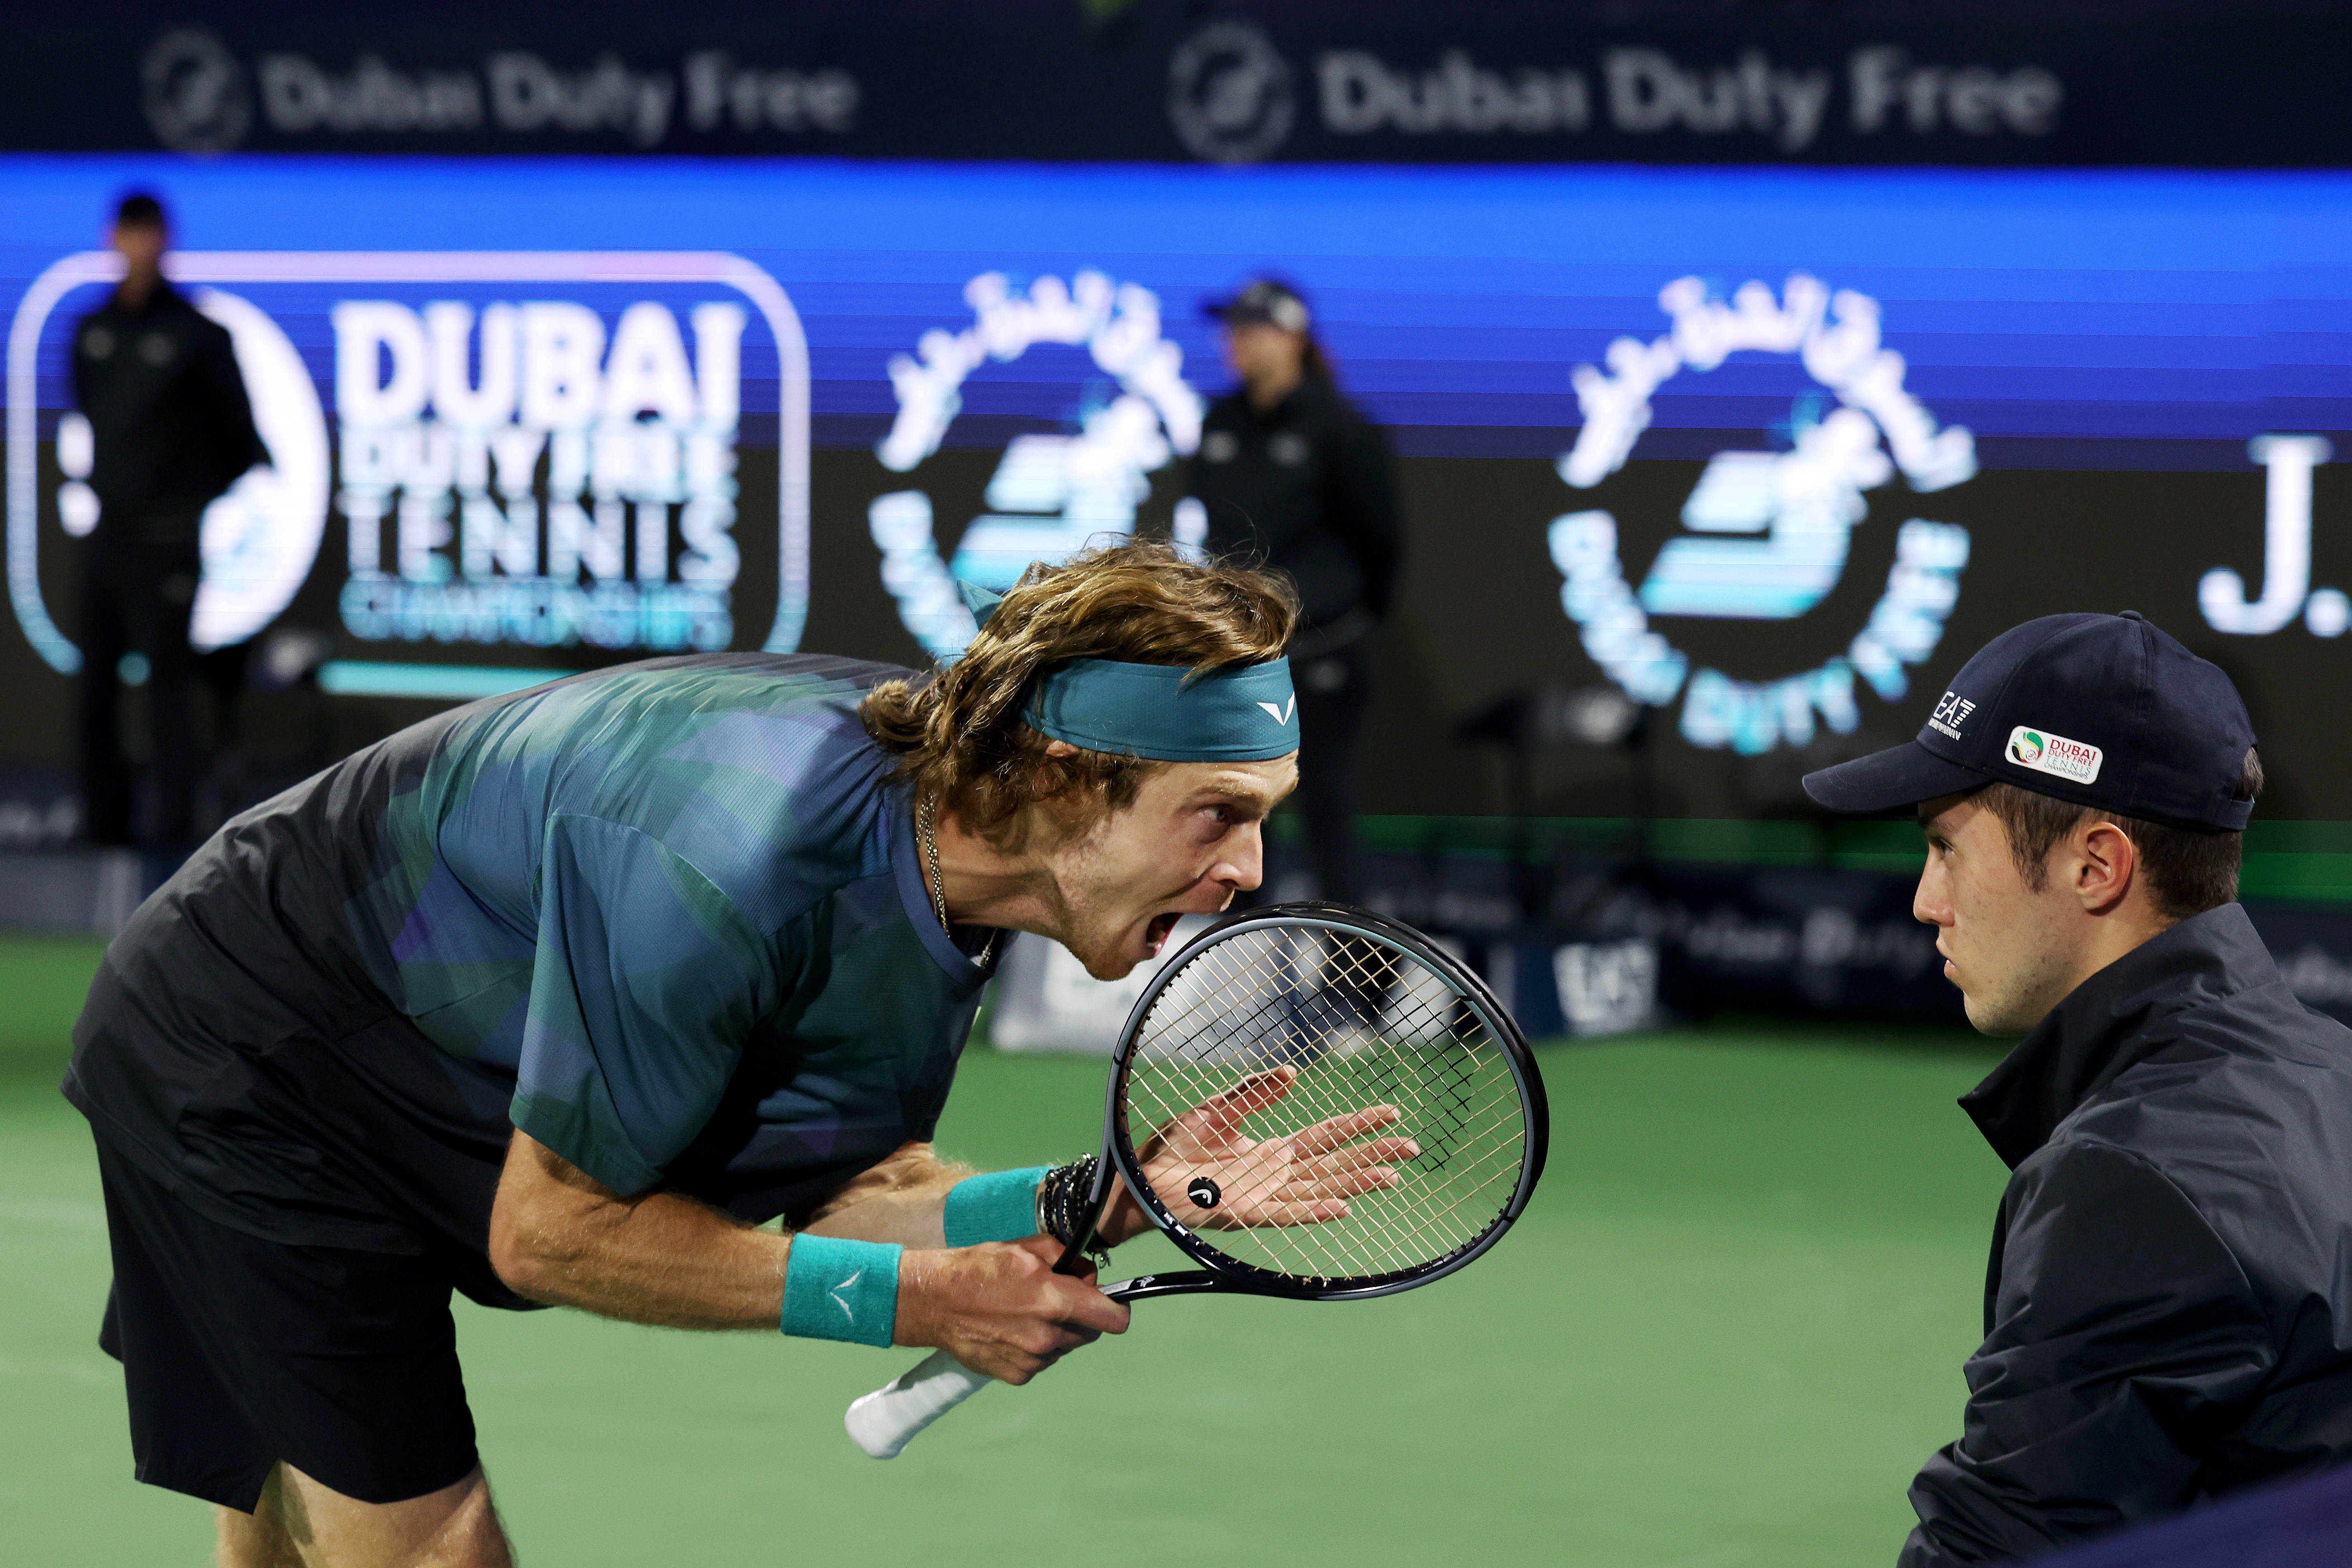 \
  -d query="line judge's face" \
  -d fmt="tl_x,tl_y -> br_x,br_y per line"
1044,753 -> 1299,981
1914,791 -> 2079,1036
1222,322 -> 1305,388
110,220 -> 166,275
